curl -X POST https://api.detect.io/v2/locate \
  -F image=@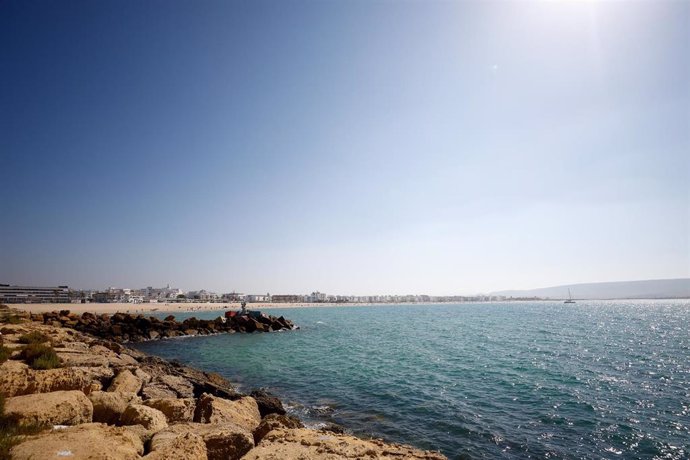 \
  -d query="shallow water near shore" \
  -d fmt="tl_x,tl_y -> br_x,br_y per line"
135,301 -> 689,459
